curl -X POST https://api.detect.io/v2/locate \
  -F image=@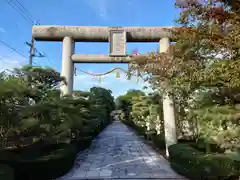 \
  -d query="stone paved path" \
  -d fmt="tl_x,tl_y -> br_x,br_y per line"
58,121 -> 186,180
